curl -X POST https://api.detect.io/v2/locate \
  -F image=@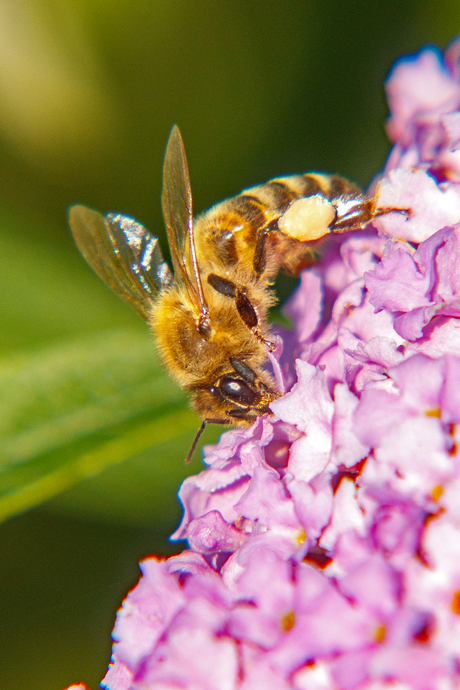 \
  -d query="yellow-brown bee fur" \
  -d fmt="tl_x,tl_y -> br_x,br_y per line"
150,261 -> 277,423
